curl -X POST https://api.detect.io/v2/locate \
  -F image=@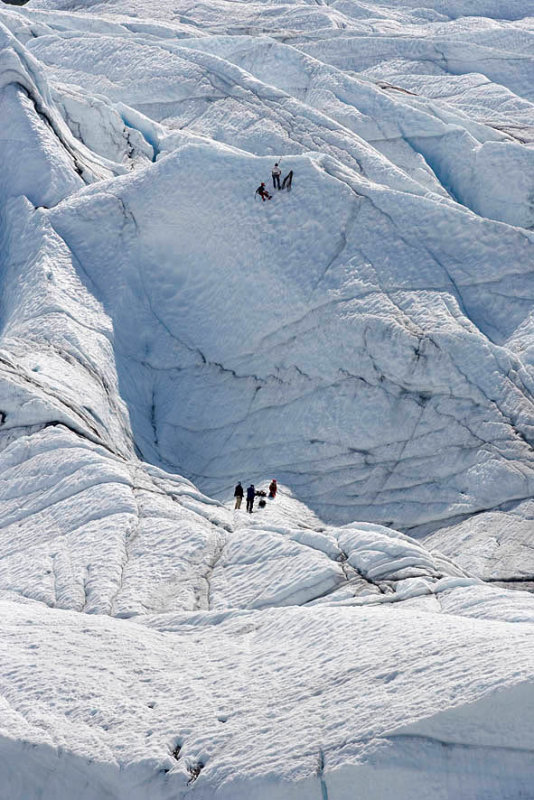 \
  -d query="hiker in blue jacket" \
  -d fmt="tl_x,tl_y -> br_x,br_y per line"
246,484 -> 256,513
